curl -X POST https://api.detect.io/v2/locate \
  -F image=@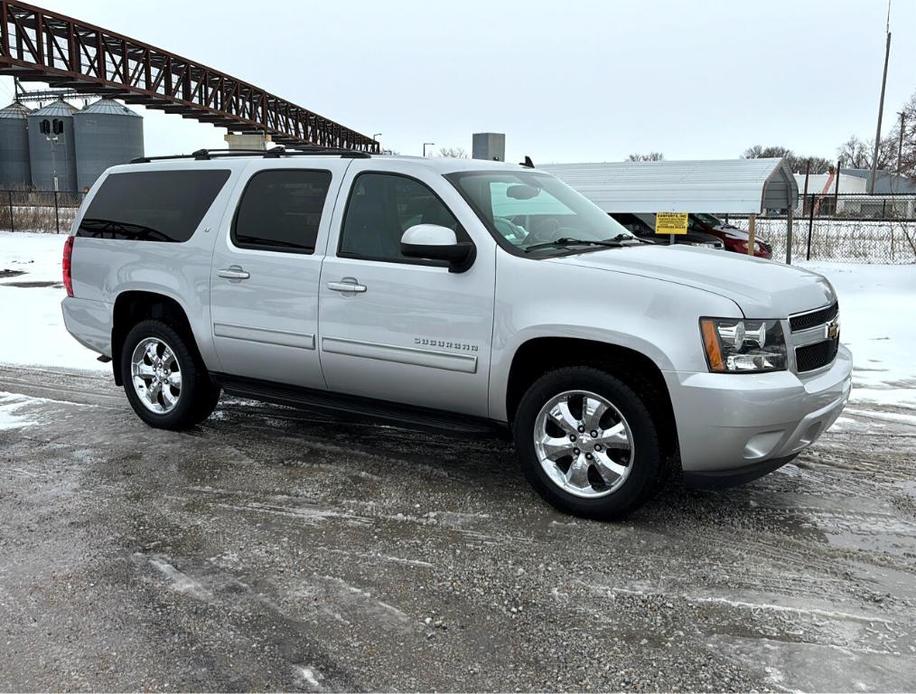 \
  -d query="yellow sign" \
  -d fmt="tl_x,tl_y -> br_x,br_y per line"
655,212 -> 688,235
